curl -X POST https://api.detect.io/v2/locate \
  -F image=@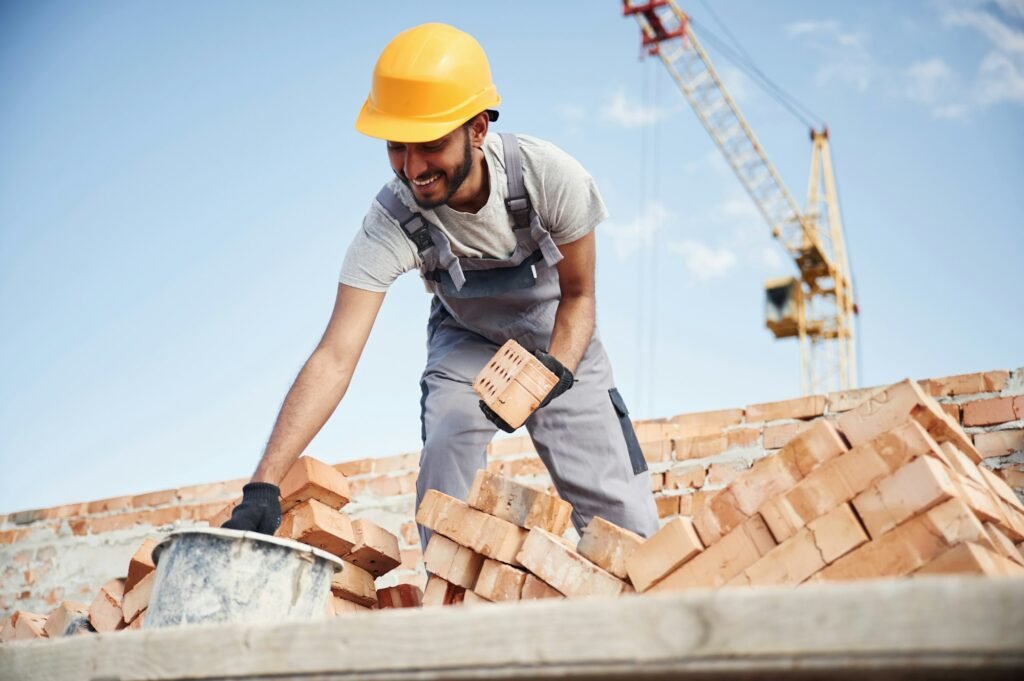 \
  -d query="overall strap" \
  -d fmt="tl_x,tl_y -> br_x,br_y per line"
375,186 -> 432,255
375,185 -> 467,290
498,133 -> 563,268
